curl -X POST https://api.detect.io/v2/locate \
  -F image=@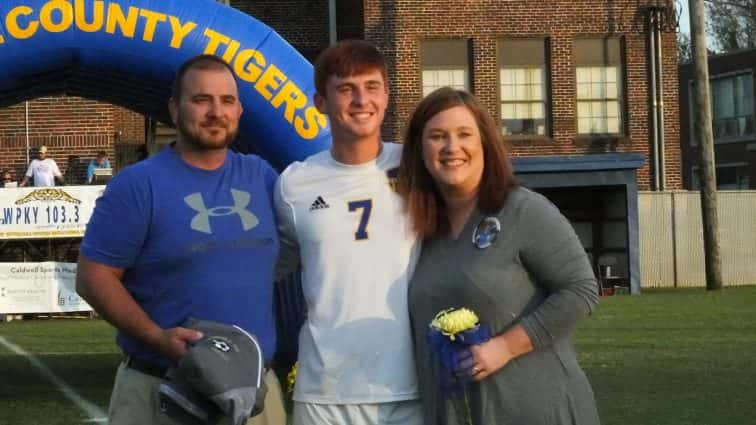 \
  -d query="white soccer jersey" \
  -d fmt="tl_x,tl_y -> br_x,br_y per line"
274,143 -> 420,404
